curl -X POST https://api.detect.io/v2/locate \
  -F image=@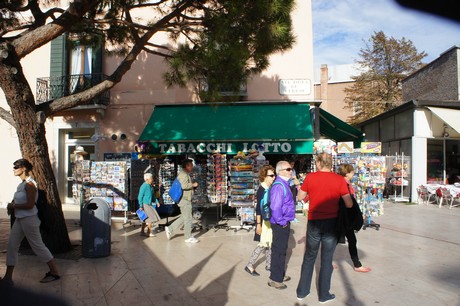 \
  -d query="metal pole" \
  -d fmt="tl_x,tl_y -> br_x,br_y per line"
443,137 -> 447,184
